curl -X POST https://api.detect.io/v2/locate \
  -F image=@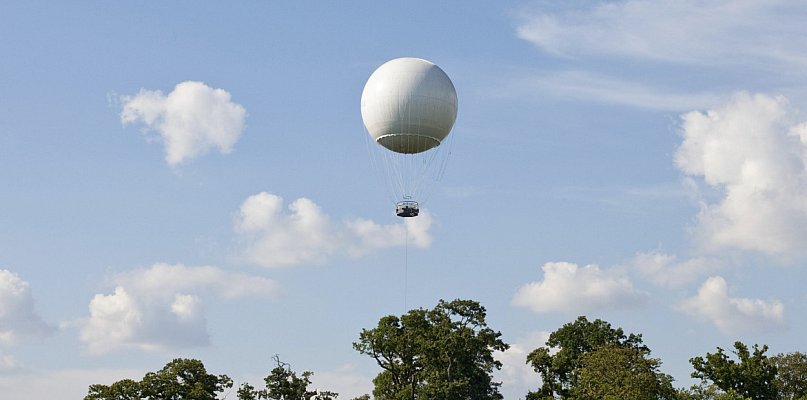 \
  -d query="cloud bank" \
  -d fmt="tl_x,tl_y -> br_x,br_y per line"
512,262 -> 645,314
676,93 -> 807,257
120,81 -> 246,166
235,192 -> 432,267
678,276 -> 785,334
0,269 -> 53,346
80,263 -> 277,354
